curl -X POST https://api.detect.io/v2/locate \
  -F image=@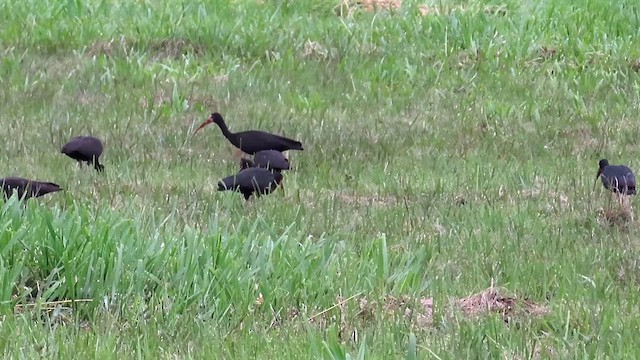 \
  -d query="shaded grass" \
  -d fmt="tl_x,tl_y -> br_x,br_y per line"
1,0 -> 640,358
